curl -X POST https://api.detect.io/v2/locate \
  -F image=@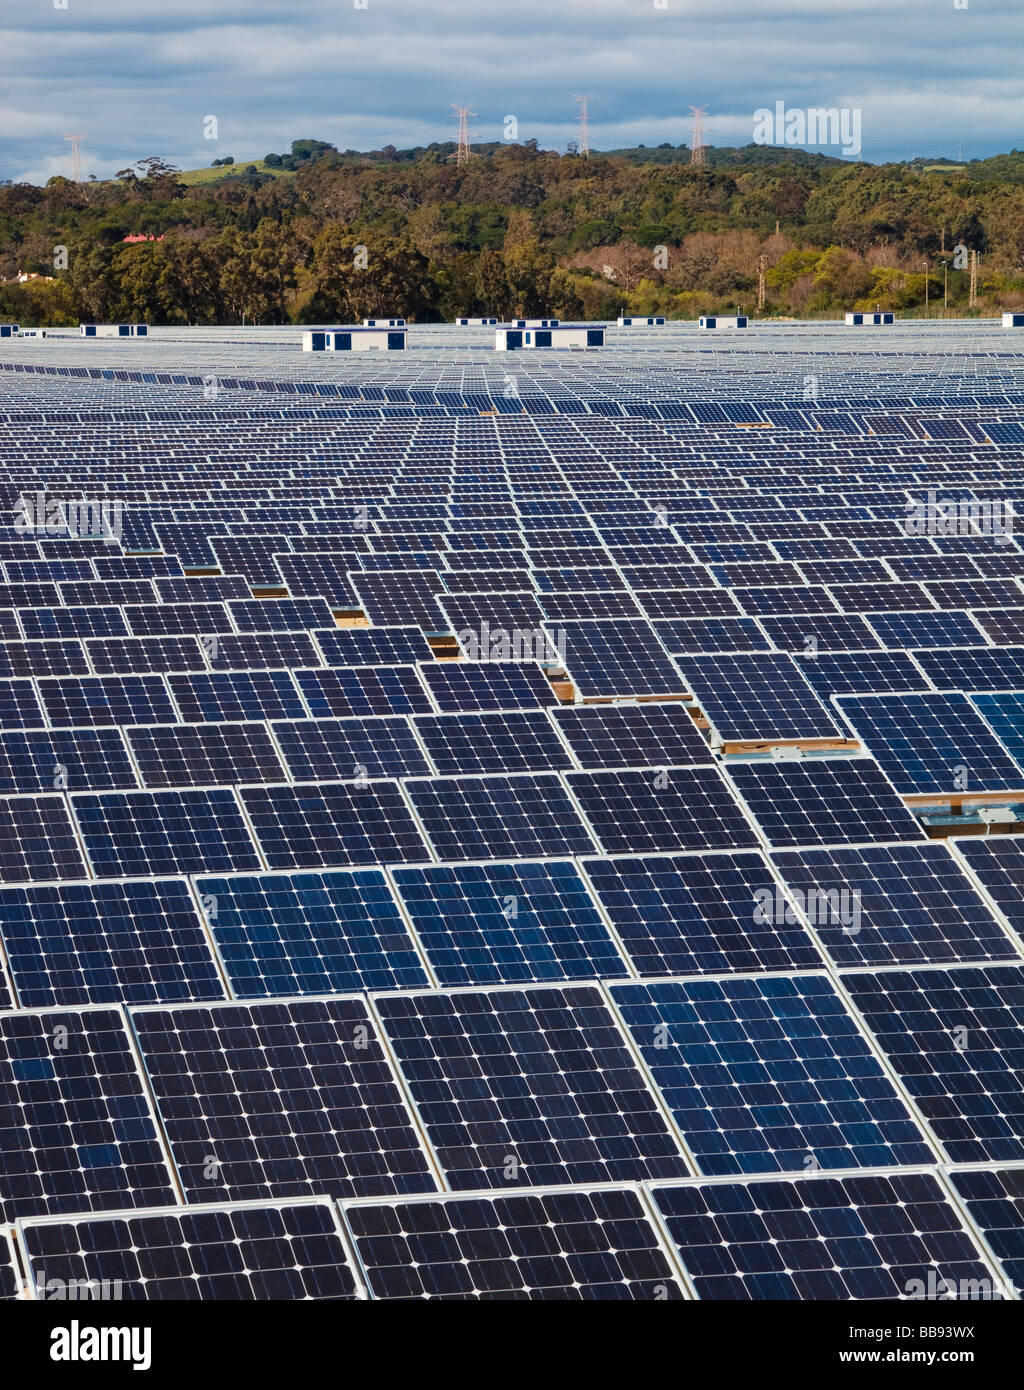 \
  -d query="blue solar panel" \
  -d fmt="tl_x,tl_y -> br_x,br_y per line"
0,795 -> 87,882
0,728 -> 137,794
374,985 -> 691,1189
125,722 -> 287,788
36,674 -> 178,728
418,662 -> 557,712
18,1200 -> 364,1301
568,767 -> 757,854
389,860 -> 626,986
312,625 -> 436,668
837,692 -> 1024,795
0,1007 -> 176,1222
581,850 -> 822,976
271,715 -> 431,780
652,1171 -> 997,1300
948,1167 -> 1024,1294
412,710 -> 573,775
610,974 -> 933,1175
551,703 -> 710,768
404,773 -> 595,860
131,997 -> 438,1199
344,1187 -> 685,1300
294,665 -> 432,718
0,879 -> 224,1007
71,788 -> 261,877
195,868 -> 428,996
166,669 -> 306,723
677,654 -> 844,742
844,964 -> 1024,1164
239,780 -> 428,868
